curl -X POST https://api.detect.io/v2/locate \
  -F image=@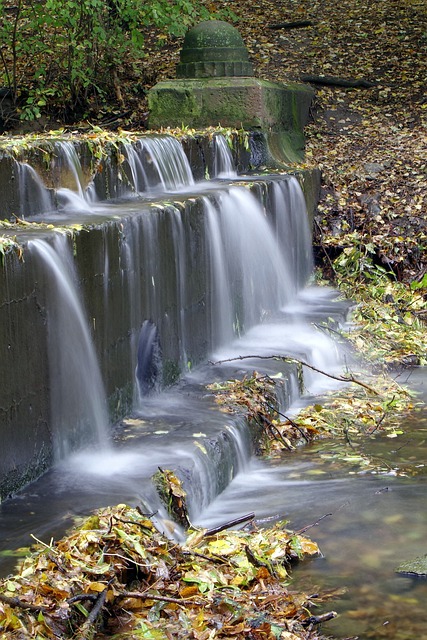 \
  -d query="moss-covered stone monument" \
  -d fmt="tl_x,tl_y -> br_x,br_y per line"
148,20 -> 314,163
